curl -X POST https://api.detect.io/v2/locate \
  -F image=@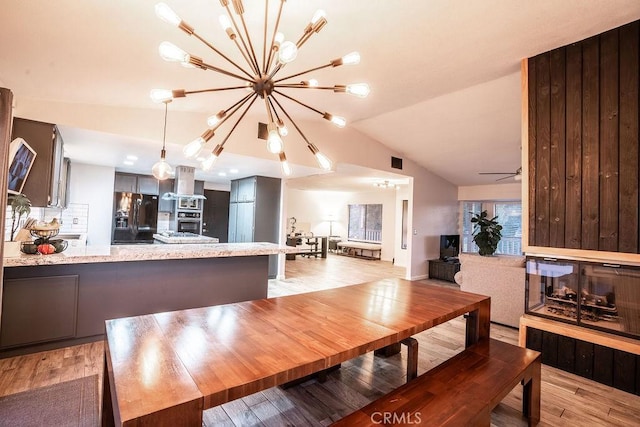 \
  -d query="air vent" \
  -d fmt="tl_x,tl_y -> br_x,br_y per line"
257,122 -> 268,140
391,156 -> 403,170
